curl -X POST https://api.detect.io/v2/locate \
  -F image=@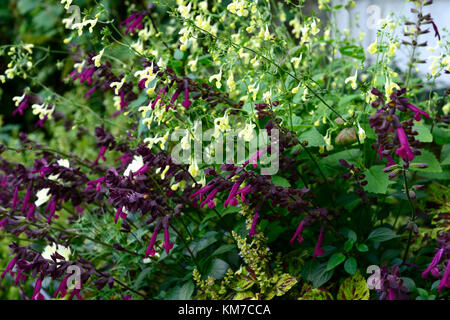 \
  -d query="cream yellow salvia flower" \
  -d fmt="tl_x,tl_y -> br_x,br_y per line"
209,68 -> 223,89
60,0 -> 72,10
42,243 -> 71,262
367,40 -> 378,55
345,70 -> 358,90
124,155 -> 144,177
92,48 -> 105,67
35,188 -> 51,207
